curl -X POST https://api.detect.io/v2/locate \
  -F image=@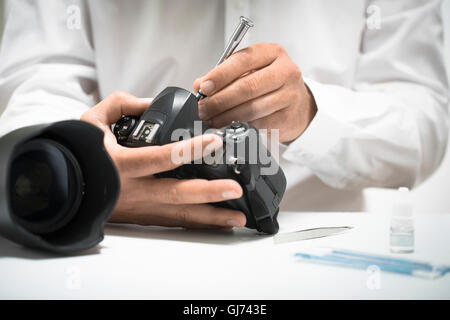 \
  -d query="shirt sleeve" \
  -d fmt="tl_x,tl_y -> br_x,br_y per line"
0,0 -> 97,137
282,0 -> 449,190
